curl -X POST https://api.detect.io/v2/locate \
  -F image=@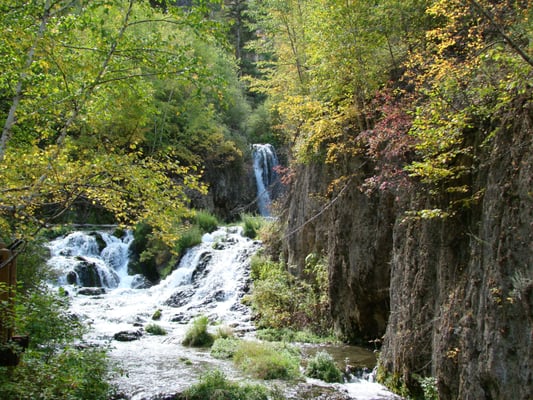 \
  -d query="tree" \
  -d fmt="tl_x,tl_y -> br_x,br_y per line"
0,0 -> 232,248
